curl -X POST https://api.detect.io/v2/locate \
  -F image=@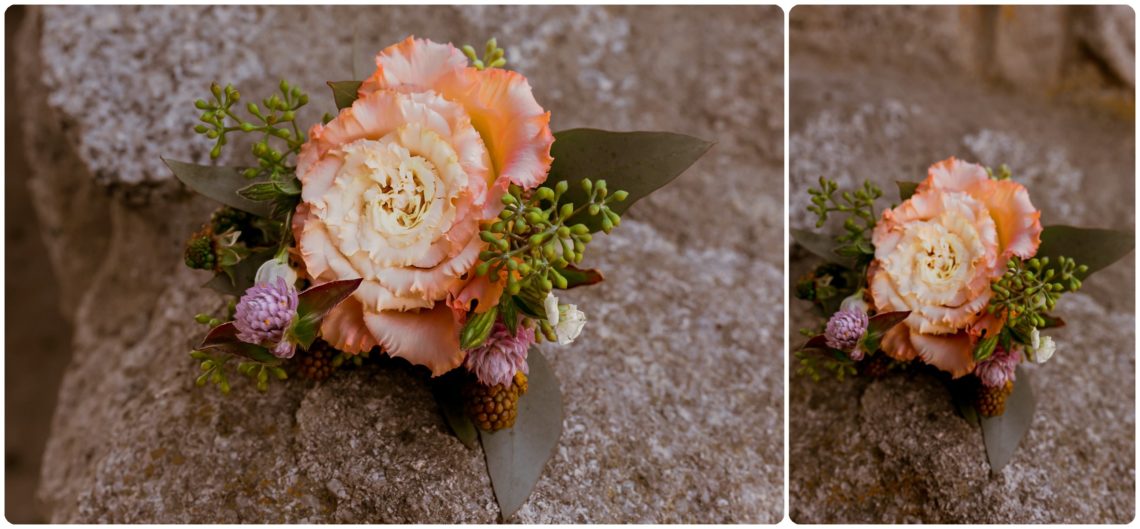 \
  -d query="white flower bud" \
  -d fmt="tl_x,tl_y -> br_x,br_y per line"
840,289 -> 869,313
543,292 -> 586,345
555,304 -> 587,345
1030,328 -> 1056,363
255,254 -> 298,286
